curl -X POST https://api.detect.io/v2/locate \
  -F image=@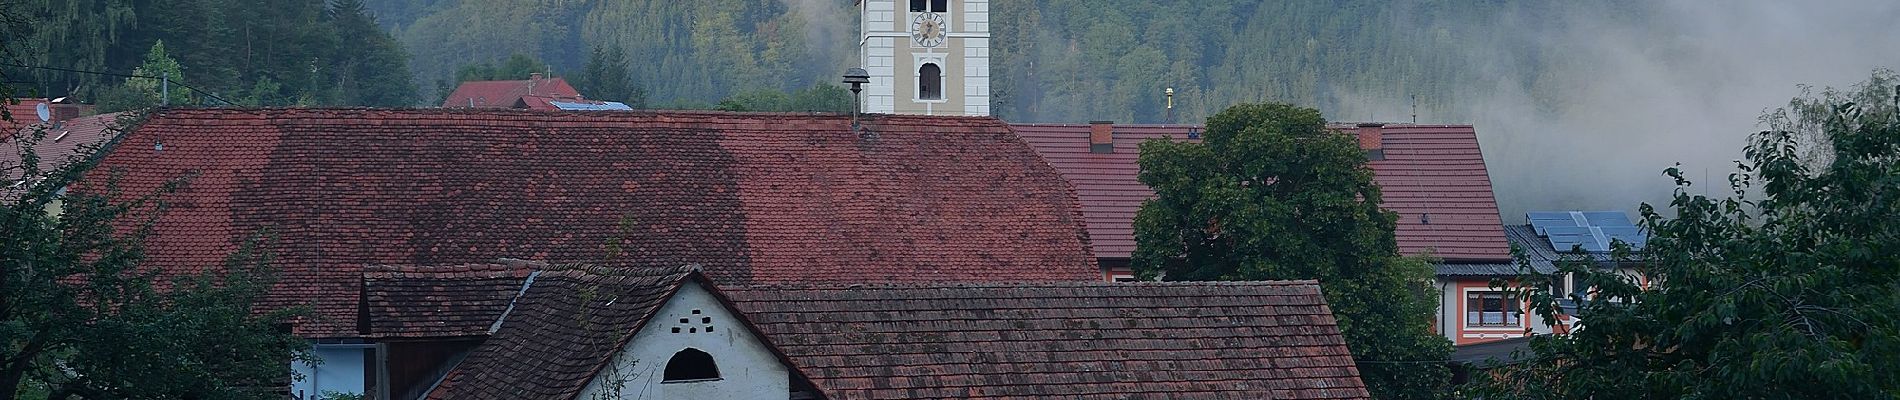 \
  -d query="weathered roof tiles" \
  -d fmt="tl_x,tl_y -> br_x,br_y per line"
84,108 -> 1101,336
